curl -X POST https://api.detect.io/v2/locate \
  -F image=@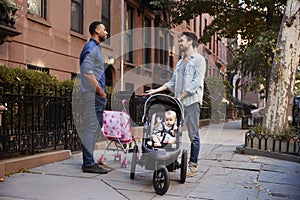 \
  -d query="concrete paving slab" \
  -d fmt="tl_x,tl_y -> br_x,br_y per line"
258,182 -> 300,200
232,153 -> 256,162
29,155 -> 110,178
258,170 -> 300,186
262,162 -> 300,174
199,158 -> 261,172
0,173 -> 127,200
188,167 -> 260,200
119,190 -> 156,200
202,149 -> 235,161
